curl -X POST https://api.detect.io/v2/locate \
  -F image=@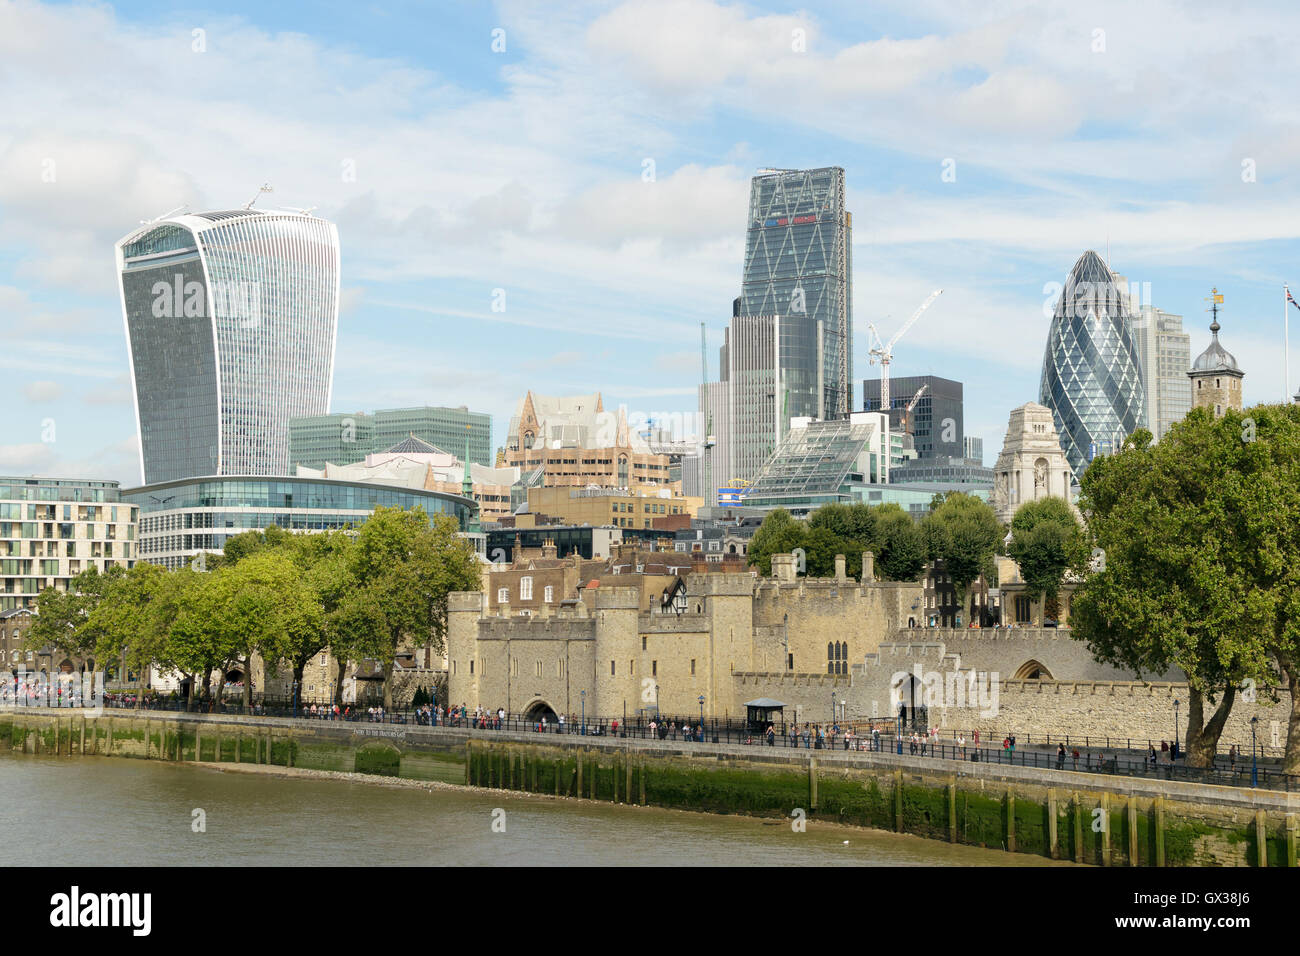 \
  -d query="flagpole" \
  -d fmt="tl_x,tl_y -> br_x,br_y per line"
1287,284 -> 1292,403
